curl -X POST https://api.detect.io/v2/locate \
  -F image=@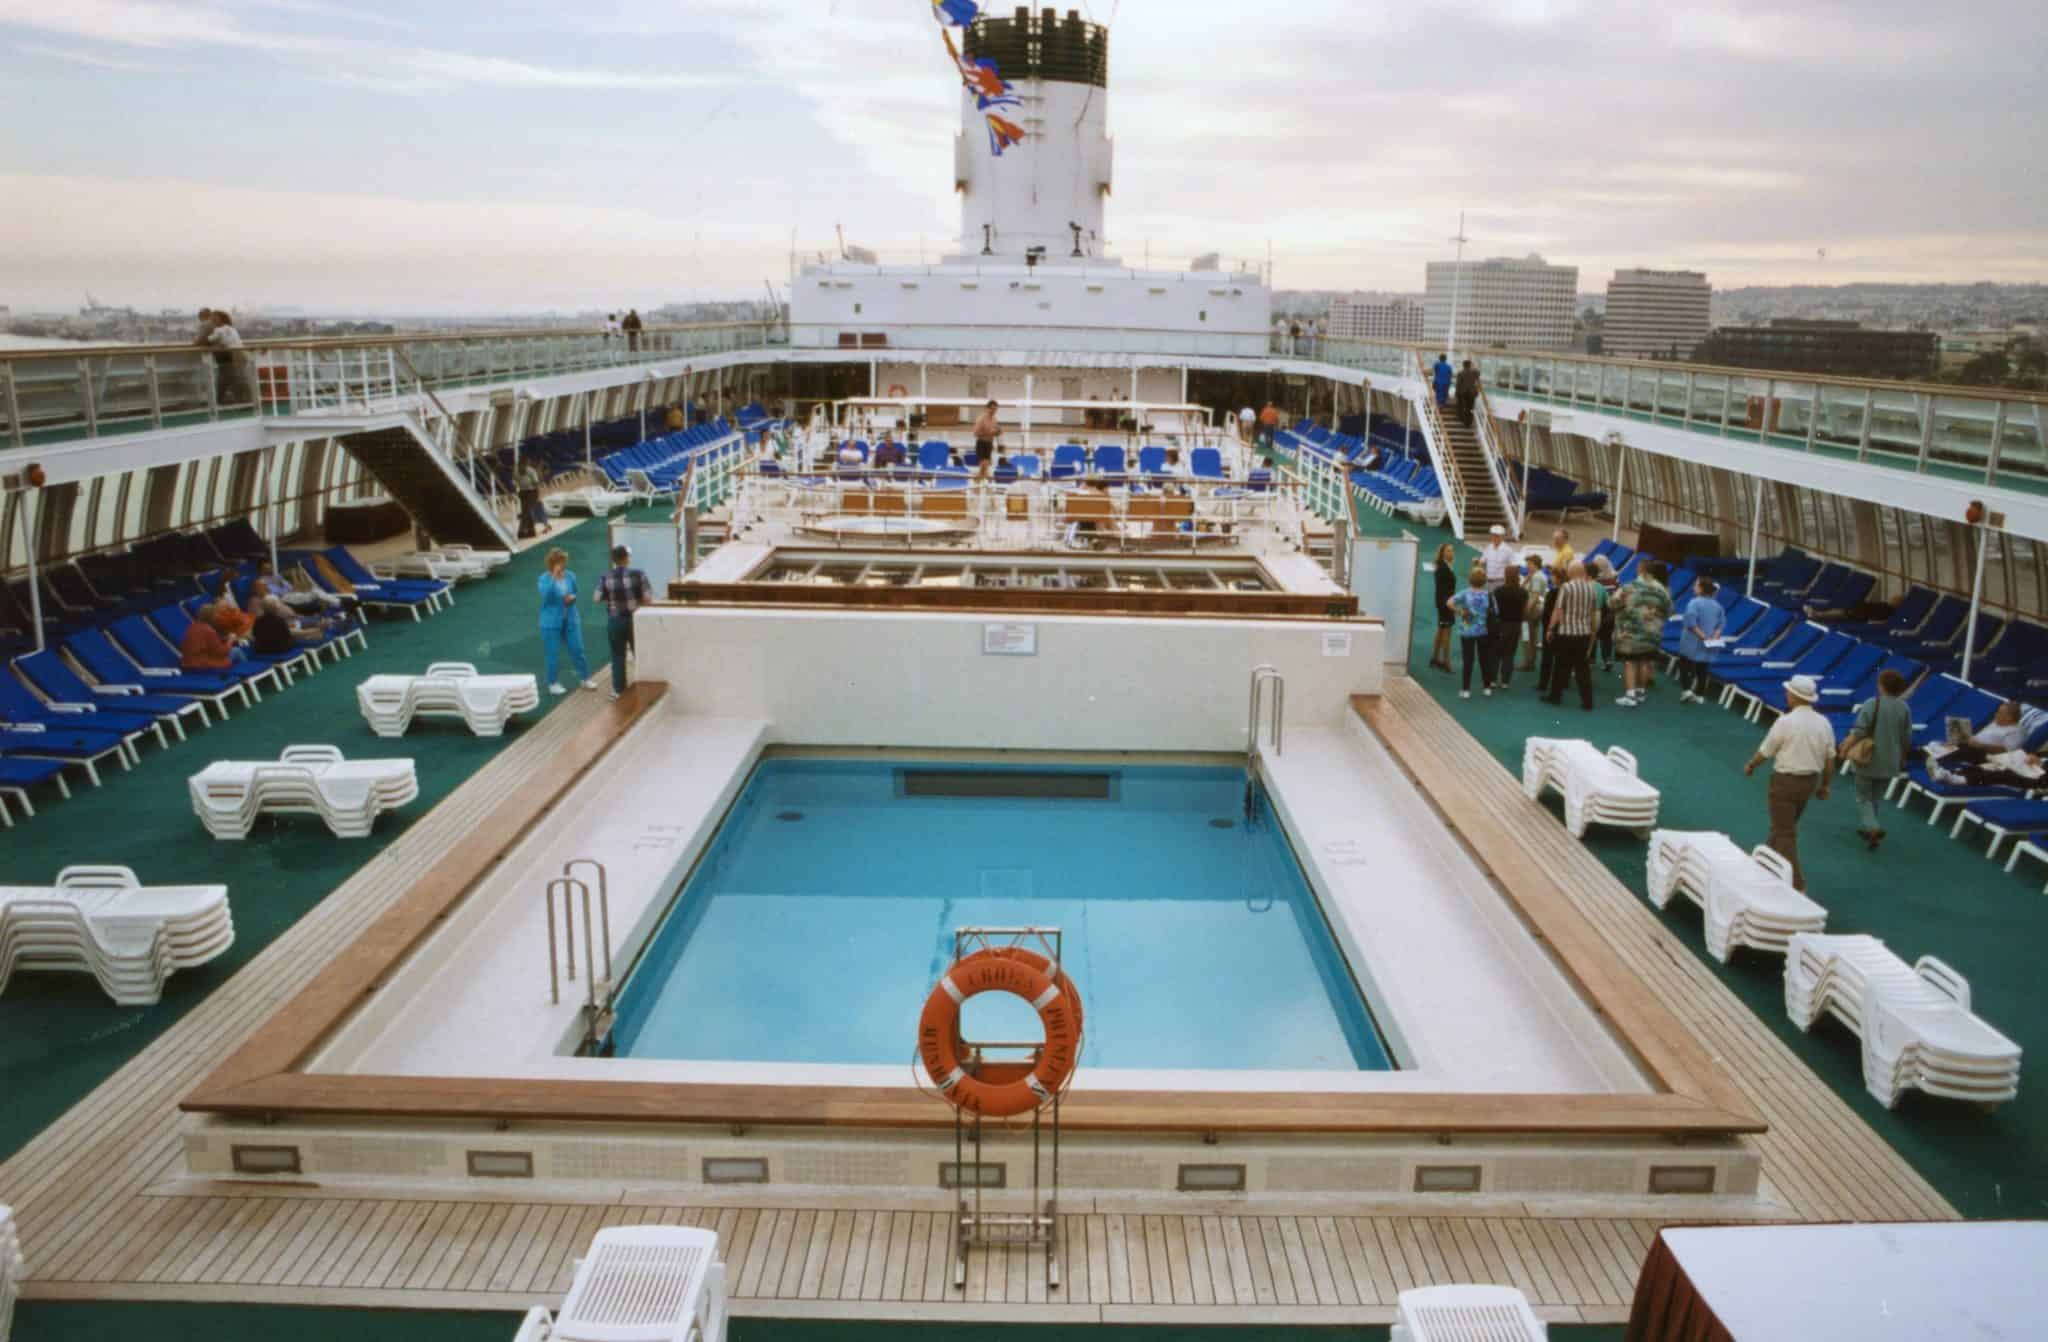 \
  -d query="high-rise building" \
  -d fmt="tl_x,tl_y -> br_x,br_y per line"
1423,254 -> 1578,351
1328,296 -> 1424,342
1603,269 -> 1711,360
